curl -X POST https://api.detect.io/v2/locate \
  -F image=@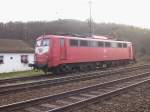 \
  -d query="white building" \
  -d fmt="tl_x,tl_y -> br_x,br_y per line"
0,39 -> 34,73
